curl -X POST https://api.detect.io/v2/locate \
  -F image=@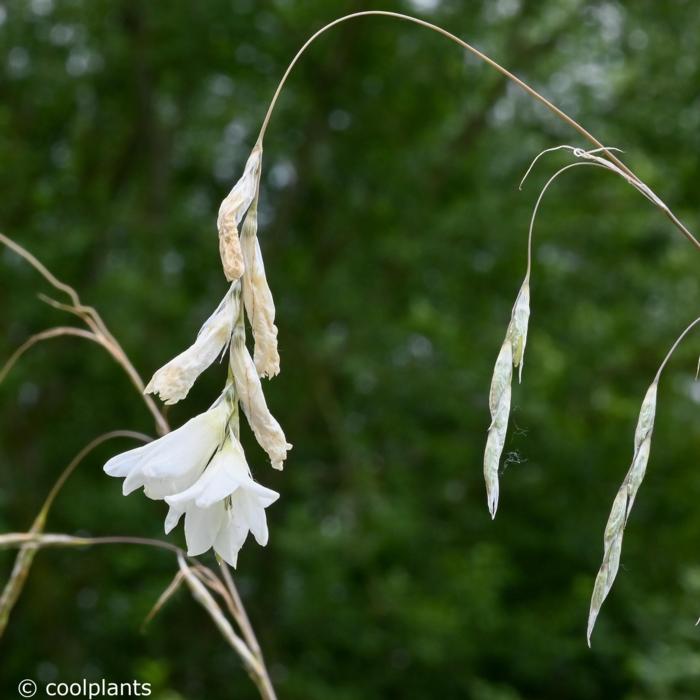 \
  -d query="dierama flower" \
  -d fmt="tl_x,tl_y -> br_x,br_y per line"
165,435 -> 279,566
106,138 -> 289,570
145,287 -> 238,405
104,402 -> 229,500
